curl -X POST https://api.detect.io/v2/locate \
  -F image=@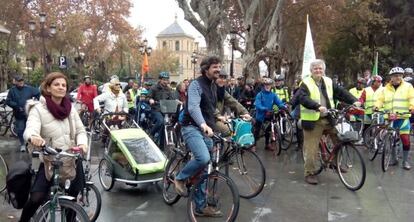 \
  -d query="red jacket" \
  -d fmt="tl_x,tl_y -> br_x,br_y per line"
77,84 -> 98,112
